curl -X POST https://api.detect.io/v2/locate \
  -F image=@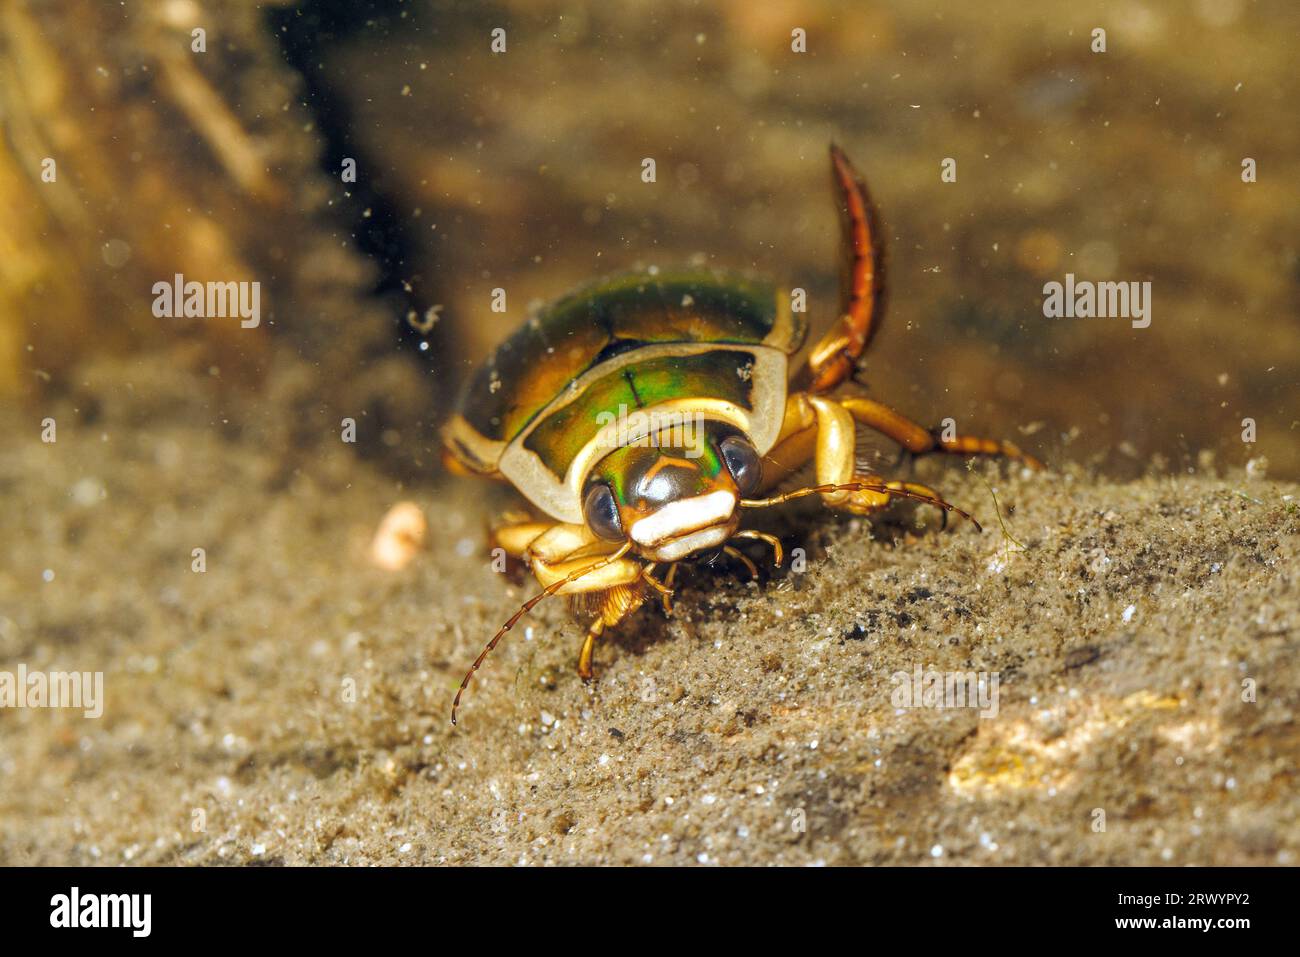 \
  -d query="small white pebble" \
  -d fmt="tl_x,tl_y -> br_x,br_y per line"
1122,604 -> 1136,623
71,477 -> 106,506
370,501 -> 428,570
930,844 -> 944,858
